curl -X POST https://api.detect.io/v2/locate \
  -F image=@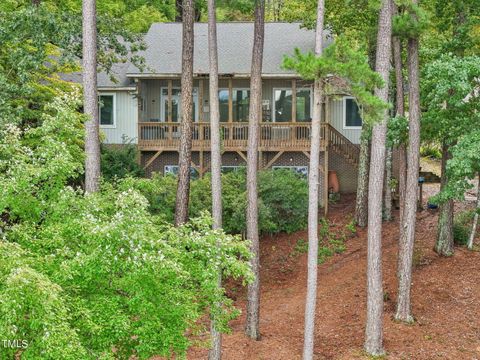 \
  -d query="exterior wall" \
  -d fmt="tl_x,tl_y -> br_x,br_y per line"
329,97 -> 362,144
141,150 -> 357,196
139,78 -> 362,144
99,90 -> 138,144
